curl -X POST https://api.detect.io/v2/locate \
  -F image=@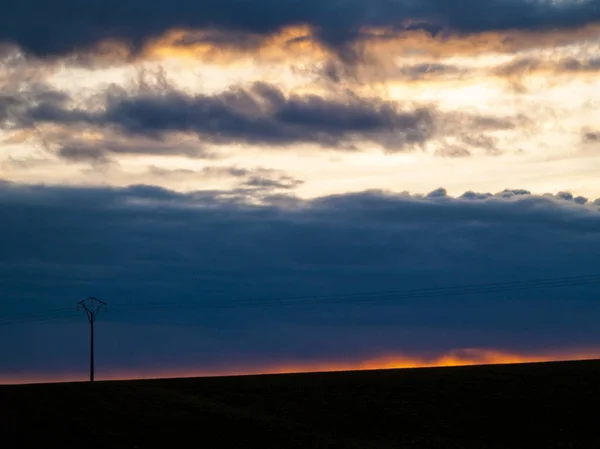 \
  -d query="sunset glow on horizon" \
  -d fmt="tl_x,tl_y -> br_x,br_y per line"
3,347 -> 600,386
